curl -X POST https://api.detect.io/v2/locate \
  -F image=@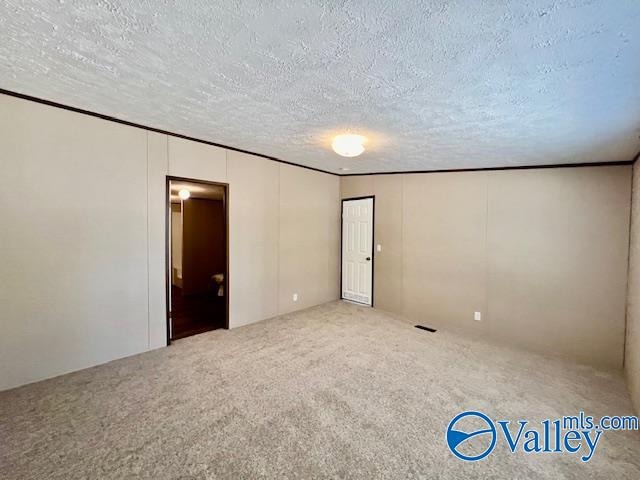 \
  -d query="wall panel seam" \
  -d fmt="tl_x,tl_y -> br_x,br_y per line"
277,165 -> 281,314
484,172 -> 490,332
623,166 -> 635,367
400,175 -> 405,318
146,132 -> 151,350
